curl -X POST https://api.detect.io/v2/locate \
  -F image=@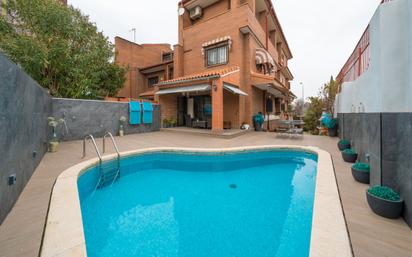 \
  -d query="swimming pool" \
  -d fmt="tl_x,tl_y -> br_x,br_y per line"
77,150 -> 317,257
41,146 -> 352,257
